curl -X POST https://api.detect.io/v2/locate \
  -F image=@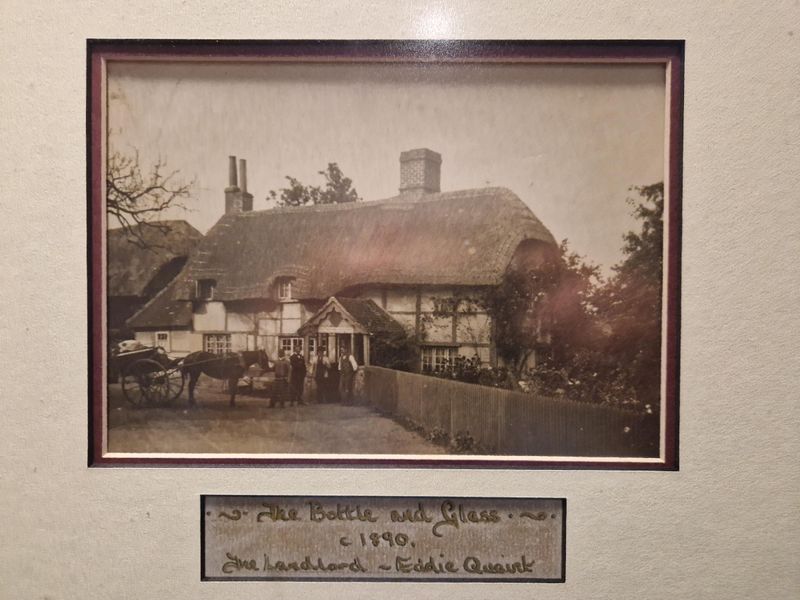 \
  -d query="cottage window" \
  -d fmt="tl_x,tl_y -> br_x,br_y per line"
280,336 -> 303,355
276,279 -> 293,301
195,279 -> 217,300
421,346 -> 456,373
204,333 -> 231,354
155,331 -> 170,351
